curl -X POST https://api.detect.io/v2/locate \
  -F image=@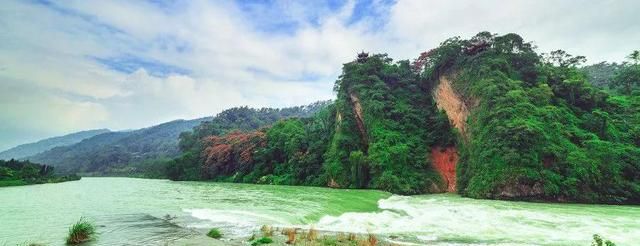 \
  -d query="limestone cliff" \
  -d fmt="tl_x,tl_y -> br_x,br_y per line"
433,76 -> 471,139
349,92 -> 368,152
